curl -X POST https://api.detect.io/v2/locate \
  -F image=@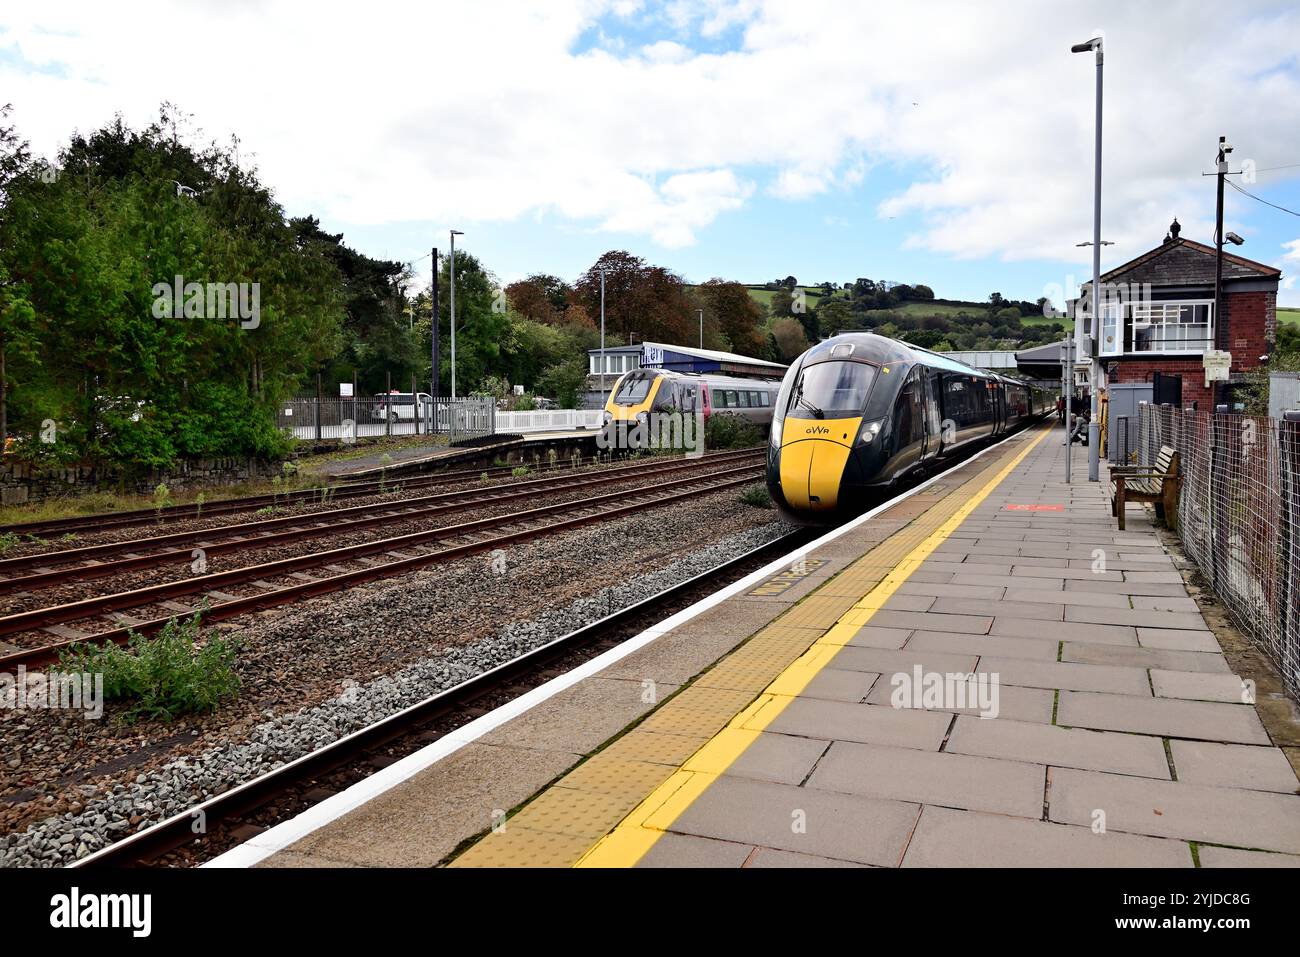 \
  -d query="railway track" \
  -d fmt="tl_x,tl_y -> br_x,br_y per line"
0,461 -> 764,668
72,527 -> 813,868
0,448 -> 763,595
1,446 -> 764,539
